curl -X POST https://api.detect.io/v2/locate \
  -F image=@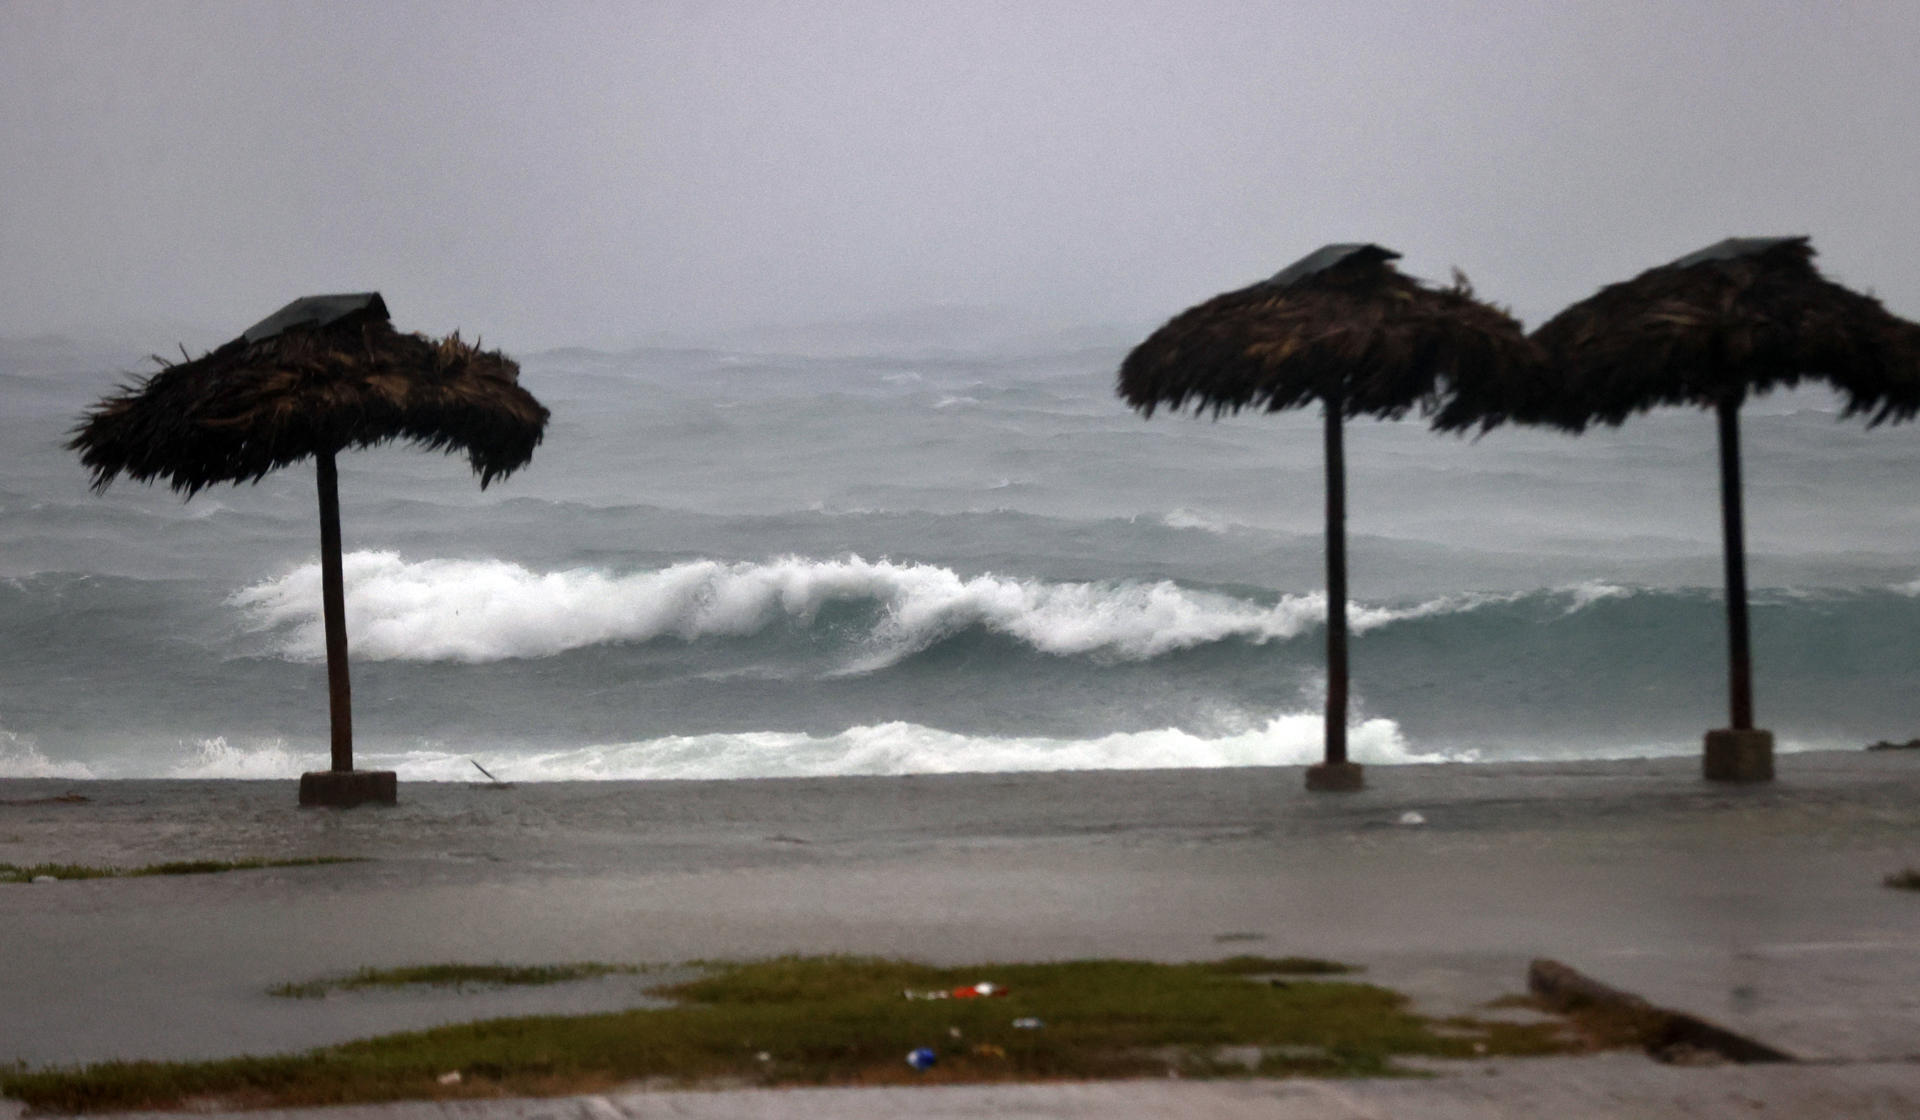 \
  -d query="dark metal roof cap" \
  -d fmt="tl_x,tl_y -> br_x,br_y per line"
242,293 -> 390,343
1261,244 -> 1401,289
1667,237 -> 1807,269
